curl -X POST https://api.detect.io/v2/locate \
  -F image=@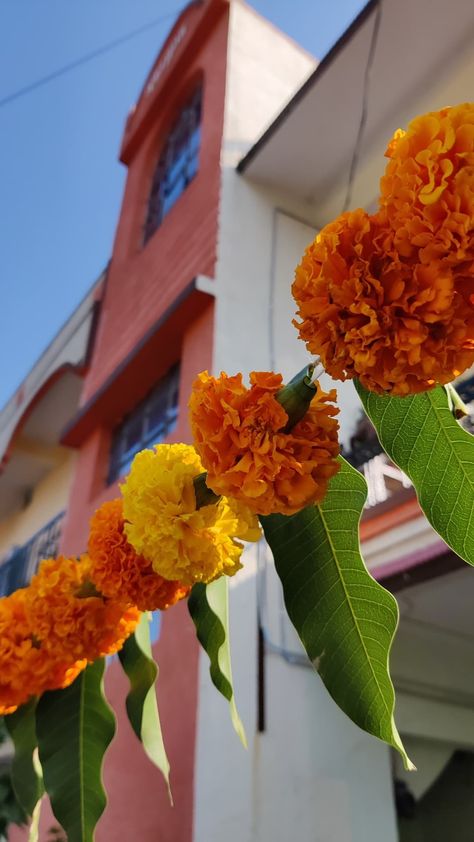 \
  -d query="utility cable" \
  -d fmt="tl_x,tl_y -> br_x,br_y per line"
0,9 -> 181,109
341,0 -> 383,212
259,5 -> 385,680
